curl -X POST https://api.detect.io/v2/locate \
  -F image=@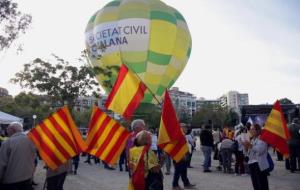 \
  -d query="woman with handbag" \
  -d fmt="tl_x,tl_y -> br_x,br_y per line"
243,124 -> 269,190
